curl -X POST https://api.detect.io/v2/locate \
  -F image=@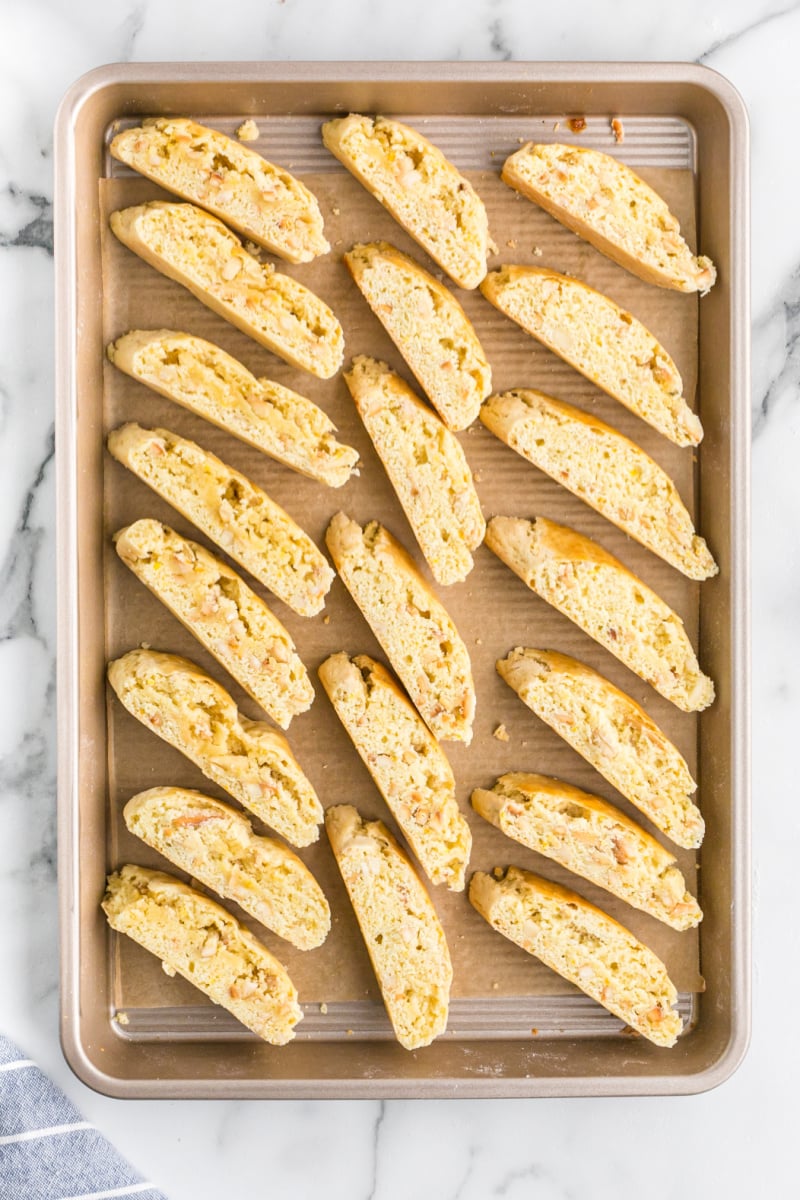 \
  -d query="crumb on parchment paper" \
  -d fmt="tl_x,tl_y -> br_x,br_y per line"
493,724 -> 510,742
236,120 -> 260,142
